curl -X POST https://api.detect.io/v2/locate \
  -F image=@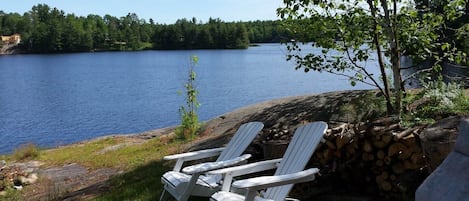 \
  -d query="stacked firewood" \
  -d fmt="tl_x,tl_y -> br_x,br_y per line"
315,117 -> 427,193
259,117 -> 428,195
